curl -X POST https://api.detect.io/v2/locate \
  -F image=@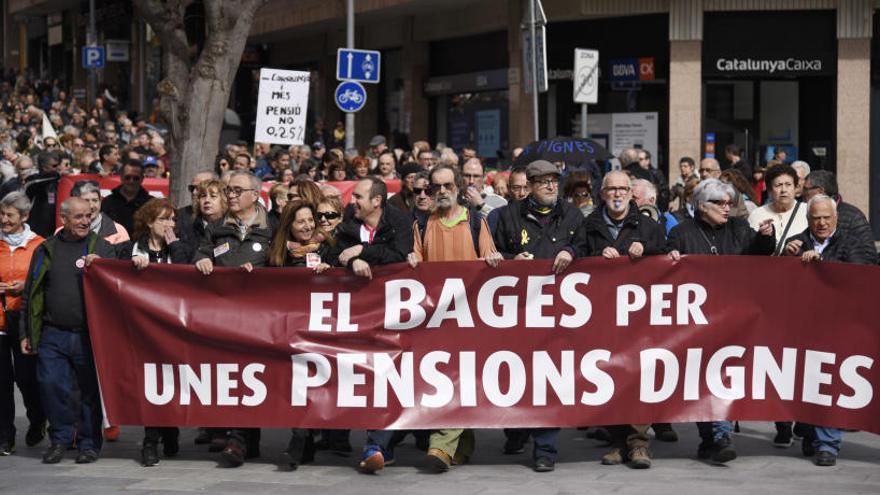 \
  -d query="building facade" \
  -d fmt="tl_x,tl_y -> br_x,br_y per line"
3,0 -> 877,233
